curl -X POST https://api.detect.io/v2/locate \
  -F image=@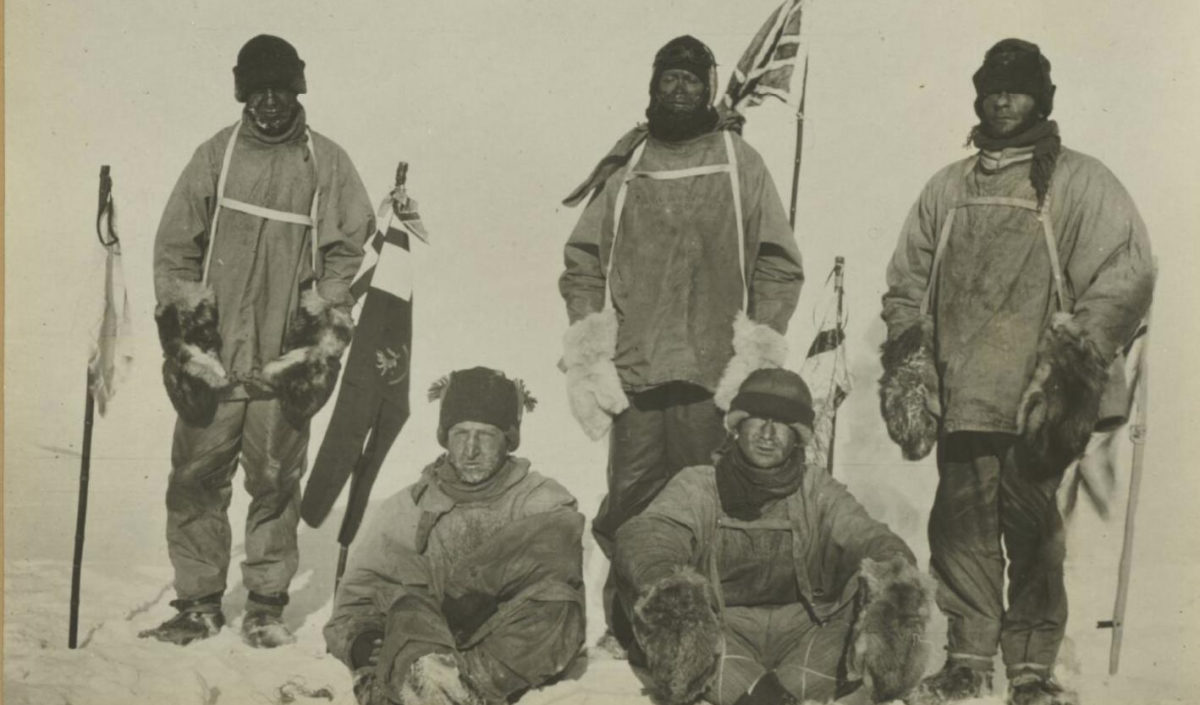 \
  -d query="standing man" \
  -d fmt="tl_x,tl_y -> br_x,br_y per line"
325,367 -> 585,705
879,39 -> 1154,704
559,35 -> 804,652
143,34 -> 374,648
